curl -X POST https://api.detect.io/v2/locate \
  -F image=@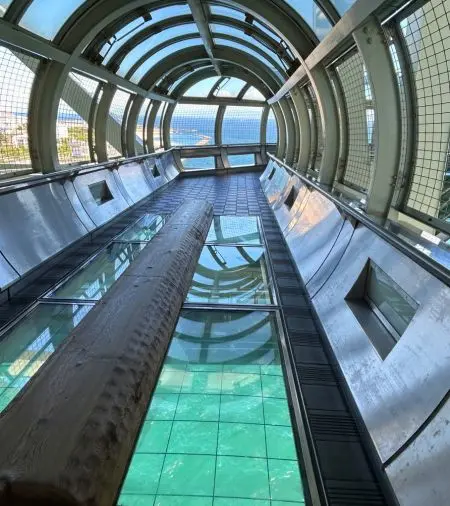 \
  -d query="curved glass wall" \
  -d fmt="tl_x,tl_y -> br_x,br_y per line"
101,5 -> 192,65
214,78 -> 246,98
117,24 -> 198,77
170,104 -> 219,147
130,39 -> 203,84
267,108 -> 278,144
19,0 -> 86,39
184,77 -> 221,97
